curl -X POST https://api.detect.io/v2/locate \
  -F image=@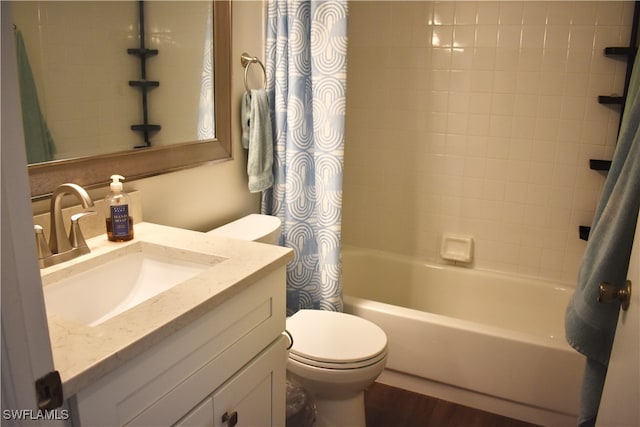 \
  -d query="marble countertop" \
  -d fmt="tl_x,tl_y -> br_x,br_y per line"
40,222 -> 292,398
